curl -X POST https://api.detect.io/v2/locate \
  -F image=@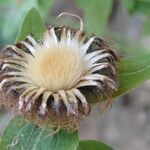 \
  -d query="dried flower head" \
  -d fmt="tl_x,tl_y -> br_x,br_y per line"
0,13 -> 118,131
